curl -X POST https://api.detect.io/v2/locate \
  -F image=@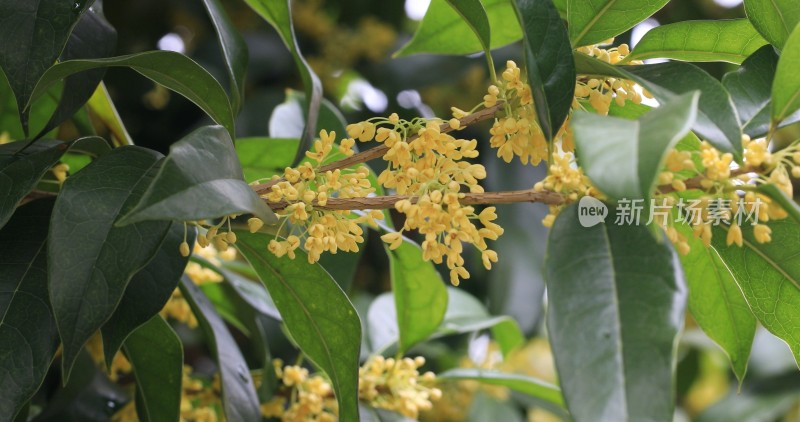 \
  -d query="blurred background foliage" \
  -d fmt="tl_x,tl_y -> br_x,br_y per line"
52,0 -> 800,420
